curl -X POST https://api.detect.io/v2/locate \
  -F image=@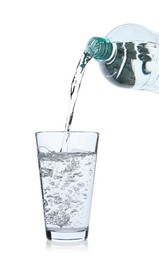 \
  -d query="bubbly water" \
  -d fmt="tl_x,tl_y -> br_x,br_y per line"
38,148 -> 96,230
